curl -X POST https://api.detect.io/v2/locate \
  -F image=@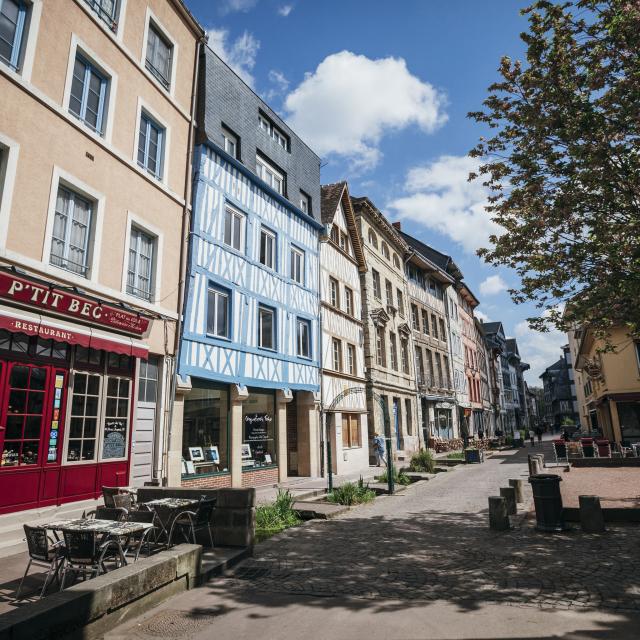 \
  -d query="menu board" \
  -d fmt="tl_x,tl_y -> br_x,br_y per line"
47,374 -> 65,462
102,419 -> 127,459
